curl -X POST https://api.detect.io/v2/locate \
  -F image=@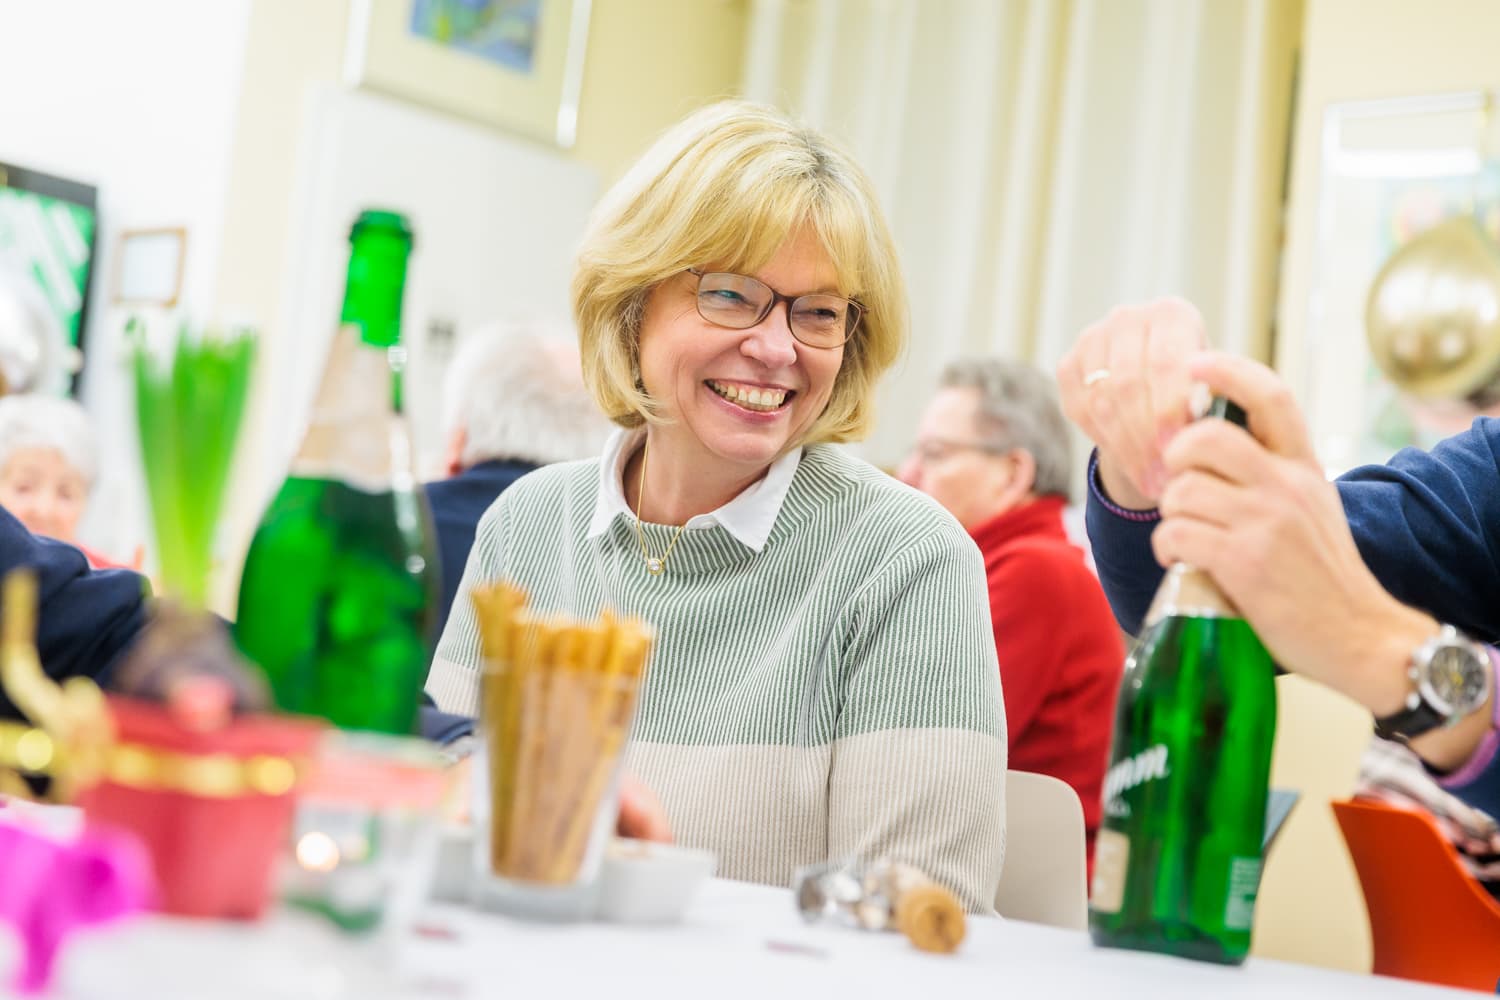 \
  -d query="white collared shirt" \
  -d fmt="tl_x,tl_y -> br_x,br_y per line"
585,428 -> 803,553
